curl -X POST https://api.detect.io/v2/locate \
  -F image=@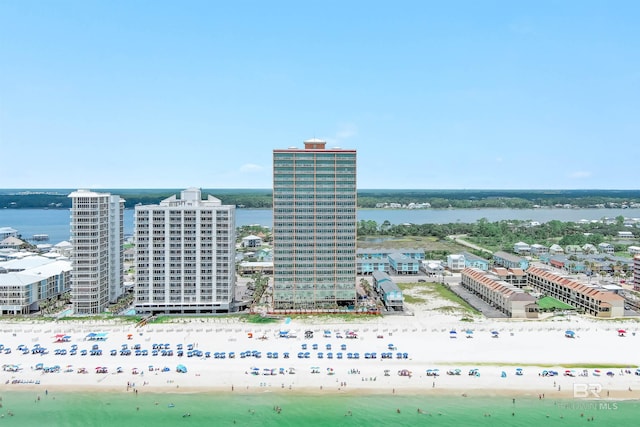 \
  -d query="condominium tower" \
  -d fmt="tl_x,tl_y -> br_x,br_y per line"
134,188 -> 236,314
68,189 -> 125,314
272,139 -> 357,310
